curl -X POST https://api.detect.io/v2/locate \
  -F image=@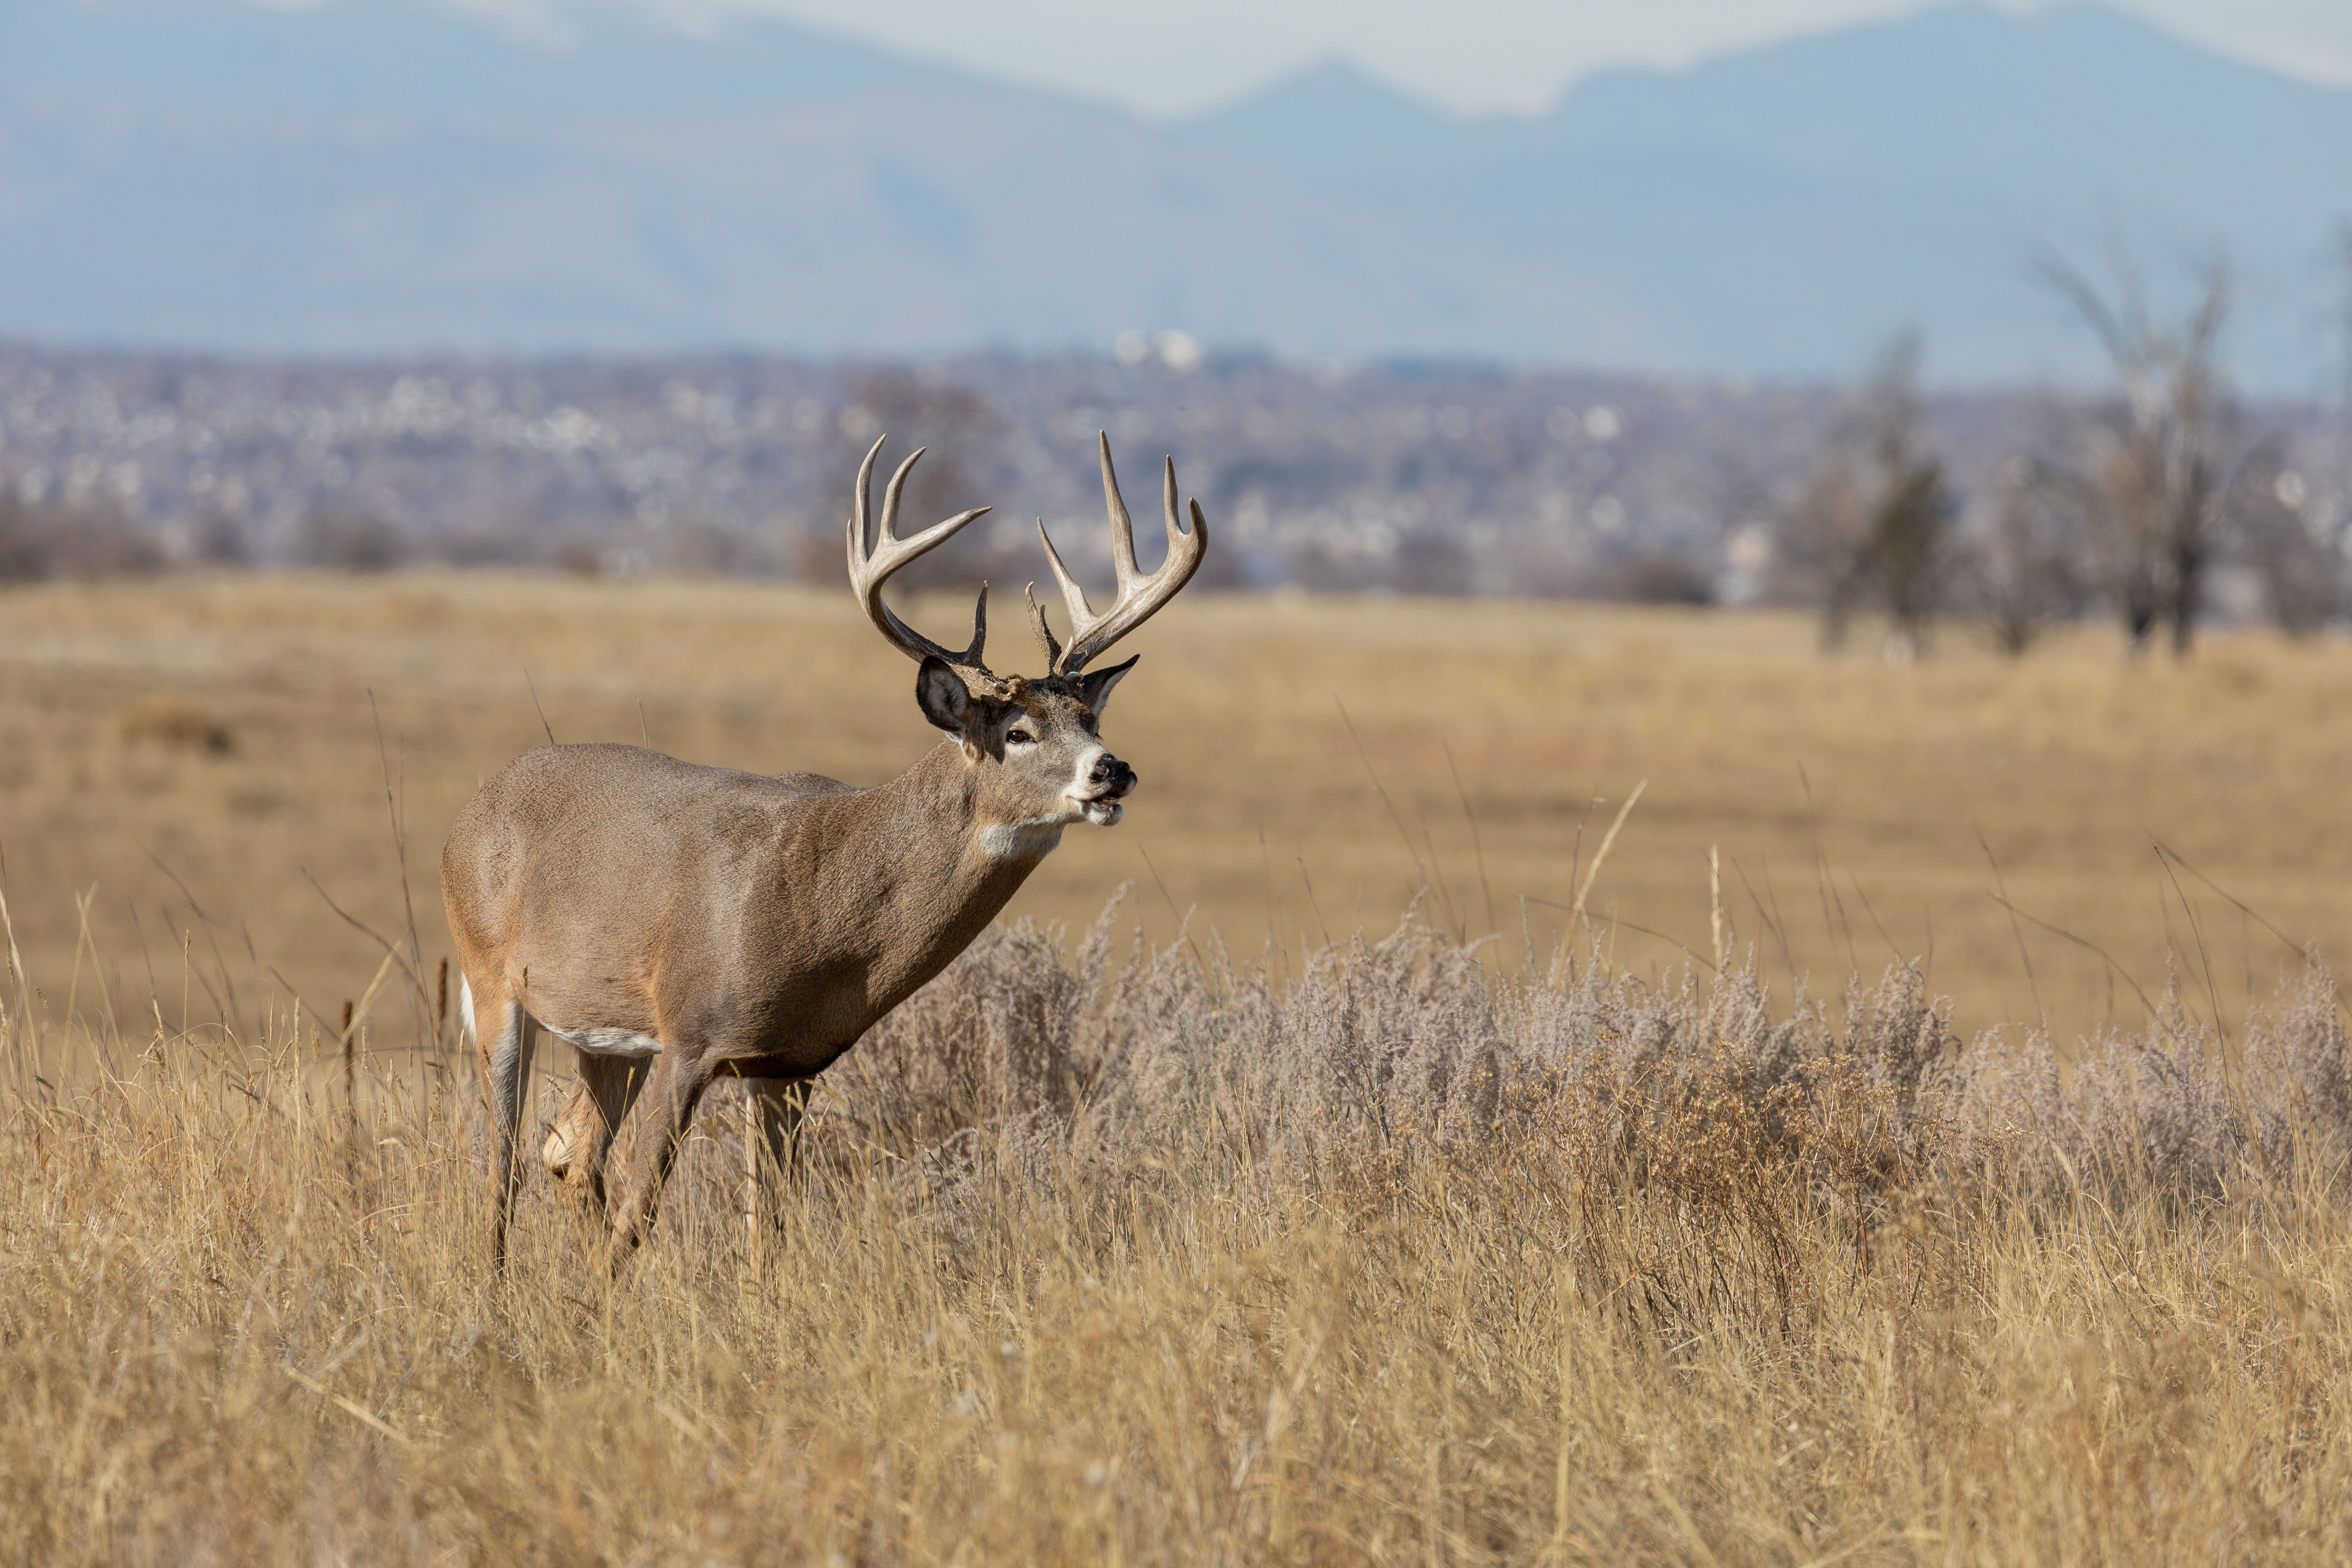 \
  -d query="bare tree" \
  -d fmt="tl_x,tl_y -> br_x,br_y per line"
2238,449 -> 2339,636
1955,459 -> 2086,656
1775,336 -> 1954,656
2041,257 -> 2236,657
2326,219 -> 2352,568
1777,459 -> 1871,649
